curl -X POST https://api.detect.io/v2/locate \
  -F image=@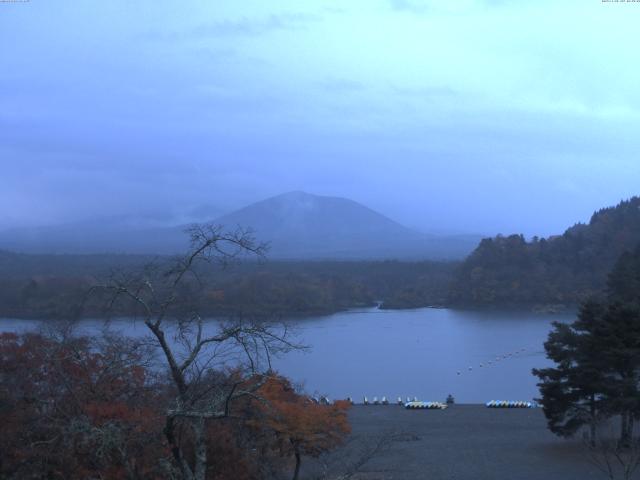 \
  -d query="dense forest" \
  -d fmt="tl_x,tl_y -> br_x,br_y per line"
0,252 -> 455,318
449,197 -> 640,310
2,197 -> 640,317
